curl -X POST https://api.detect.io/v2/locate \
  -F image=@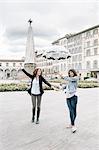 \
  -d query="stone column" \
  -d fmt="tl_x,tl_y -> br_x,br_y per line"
24,19 -> 36,74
